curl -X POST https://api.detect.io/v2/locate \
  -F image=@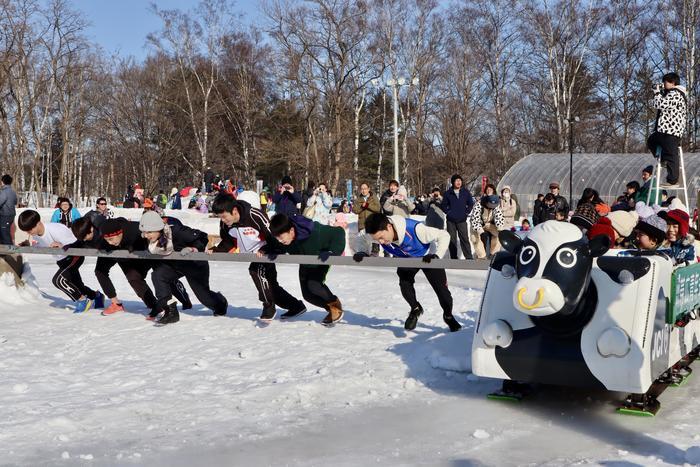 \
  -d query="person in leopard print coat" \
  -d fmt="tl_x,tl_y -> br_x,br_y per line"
469,194 -> 505,259
647,72 -> 687,186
